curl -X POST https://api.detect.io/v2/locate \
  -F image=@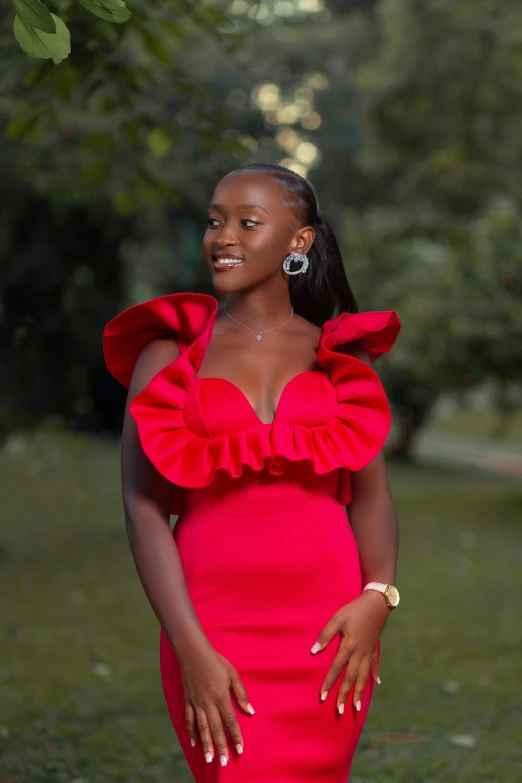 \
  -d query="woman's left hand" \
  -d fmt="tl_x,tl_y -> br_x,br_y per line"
310,590 -> 391,713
